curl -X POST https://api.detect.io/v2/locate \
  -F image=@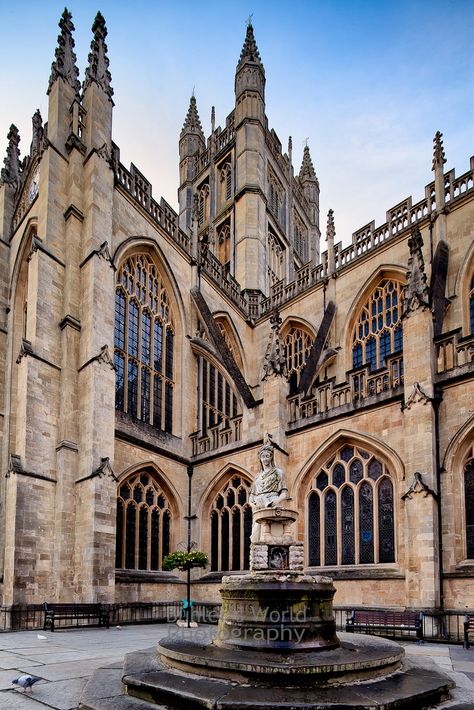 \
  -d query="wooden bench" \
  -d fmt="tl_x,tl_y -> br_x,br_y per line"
463,614 -> 474,649
43,602 -> 110,632
346,609 -> 424,642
